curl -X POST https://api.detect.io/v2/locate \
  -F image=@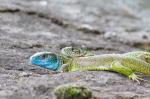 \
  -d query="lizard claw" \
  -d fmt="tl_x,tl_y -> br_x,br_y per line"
129,73 -> 150,84
129,73 -> 142,84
